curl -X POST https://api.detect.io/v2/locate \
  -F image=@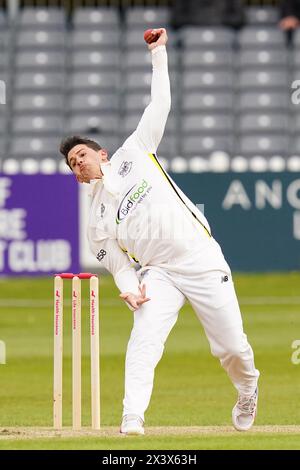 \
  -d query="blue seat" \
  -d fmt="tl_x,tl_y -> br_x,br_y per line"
181,135 -> 234,155
71,30 -> 120,49
238,49 -> 288,67
0,74 -> 7,105
67,114 -> 119,135
0,113 -> 6,134
182,50 -> 233,69
238,27 -> 285,48
291,113 -> 300,133
293,29 -> 300,46
16,30 -> 66,49
181,113 -> 233,133
0,135 -> 6,157
0,51 -> 8,73
237,135 -> 288,155
11,114 -> 64,134
15,51 -> 65,70
245,7 -> 279,25
290,136 -> 300,153
291,50 -> 300,67
69,92 -> 119,113
181,27 -> 235,48
182,92 -> 234,112
15,72 -> 65,91
71,50 -> 120,70
125,71 -> 152,91
237,91 -> 289,111
75,134 -> 120,155
238,70 -> 289,89
123,112 -> 176,135
10,136 -> 62,158
73,8 -> 119,28
13,92 -> 65,113
69,71 -> 120,91
237,113 -> 289,133
124,49 -> 177,70
126,7 -> 170,27
17,8 -> 65,29
123,93 -> 151,112
0,10 -> 6,28
157,135 -> 177,157
183,71 -> 233,90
